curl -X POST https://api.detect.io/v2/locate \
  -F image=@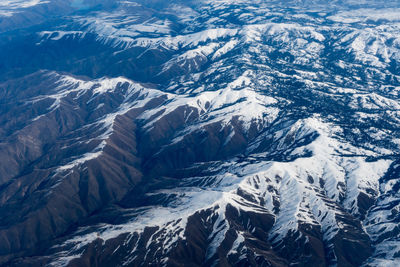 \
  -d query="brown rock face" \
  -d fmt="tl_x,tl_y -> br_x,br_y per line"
0,70 -> 377,266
